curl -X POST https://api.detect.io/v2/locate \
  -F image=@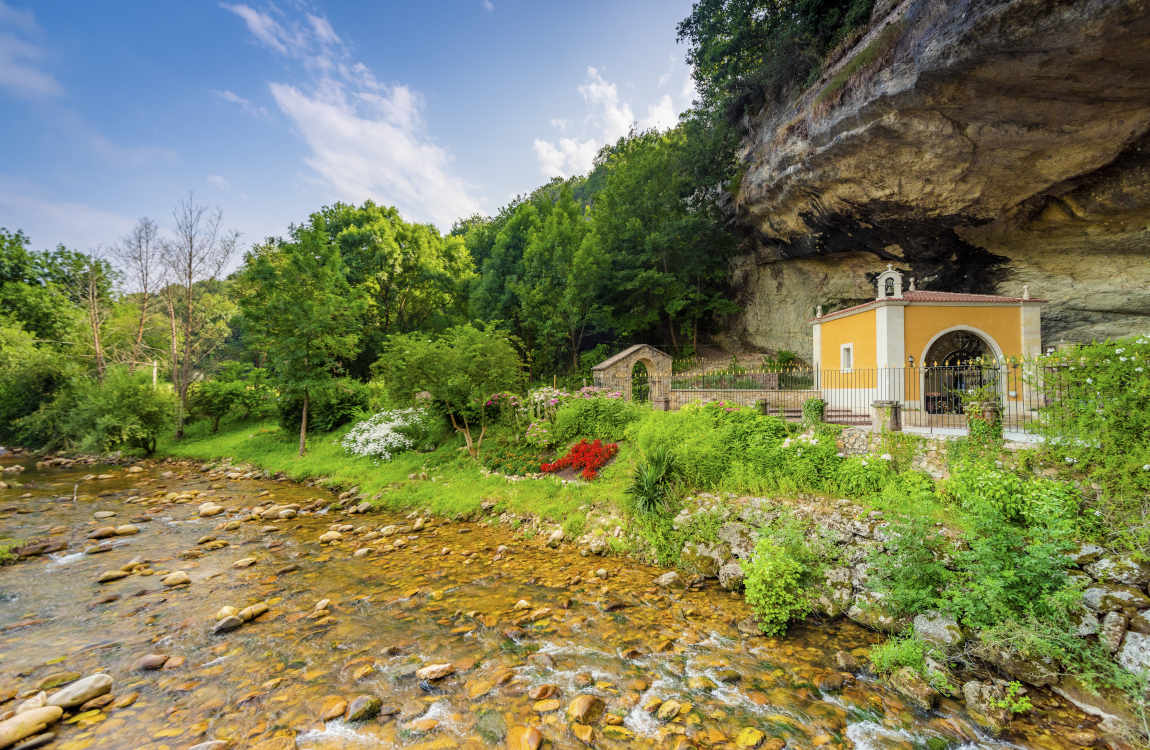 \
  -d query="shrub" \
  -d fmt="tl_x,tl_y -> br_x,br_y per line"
742,516 -> 822,635
541,439 -> 618,480
868,513 -> 952,617
53,368 -> 173,454
277,378 -> 369,434
801,397 -> 825,427
0,319 -> 78,446
1036,336 -> 1150,550
553,396 -> 643,444
626,445 -> 679,514
834,455 -> 896,497
341,407 -> 433,461
869,634 -> 928,676
376,323 -> 523,457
